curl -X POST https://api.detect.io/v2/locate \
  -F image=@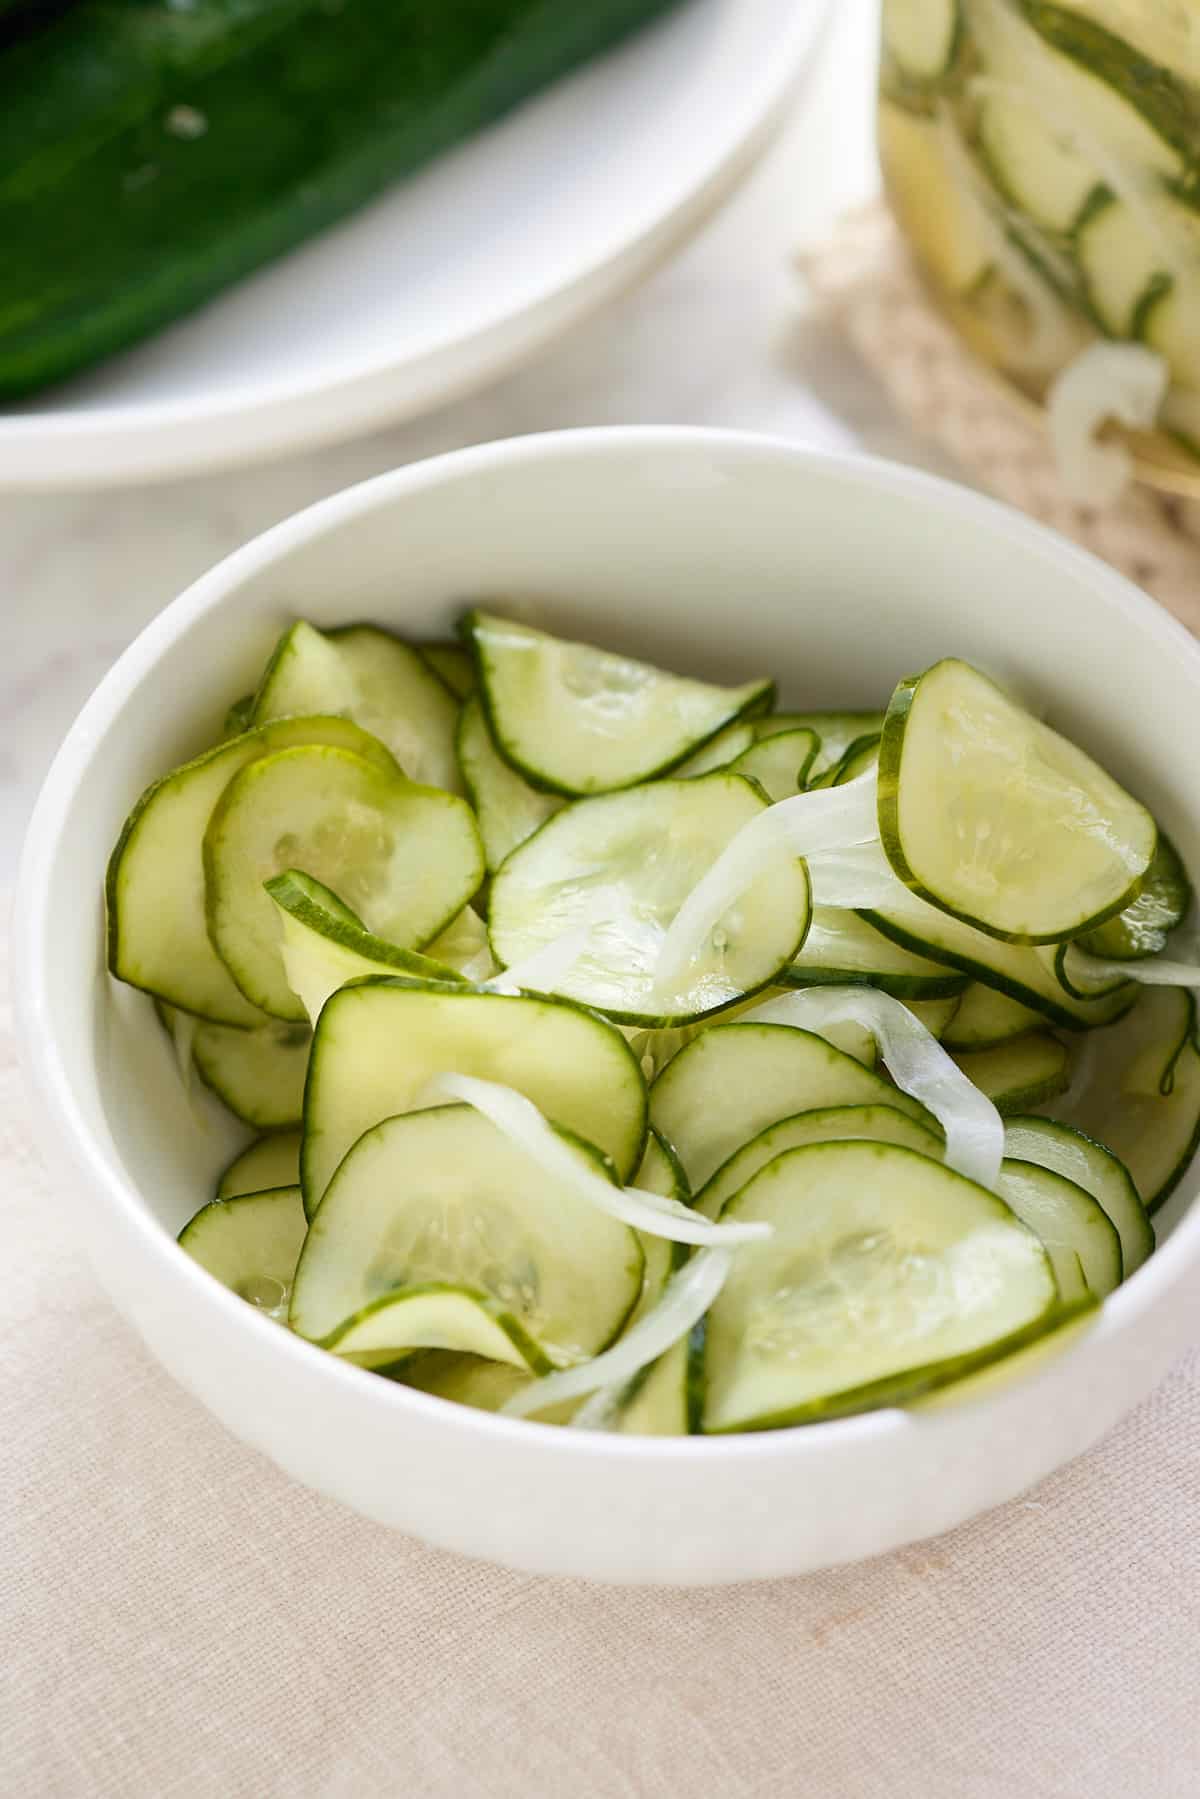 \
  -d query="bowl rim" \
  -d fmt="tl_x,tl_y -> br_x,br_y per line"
15,423 -> 1200,1463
